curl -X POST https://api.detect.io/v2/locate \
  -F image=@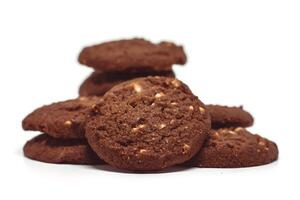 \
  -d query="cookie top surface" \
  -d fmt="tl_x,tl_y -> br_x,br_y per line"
206,105 -> 254,128
189,128 -> 278,168
79,70 -> 175,96
78,38 -> 186,72
85,76 -> 211,171
23,134 -> 104,164
22,96 -> 102,139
